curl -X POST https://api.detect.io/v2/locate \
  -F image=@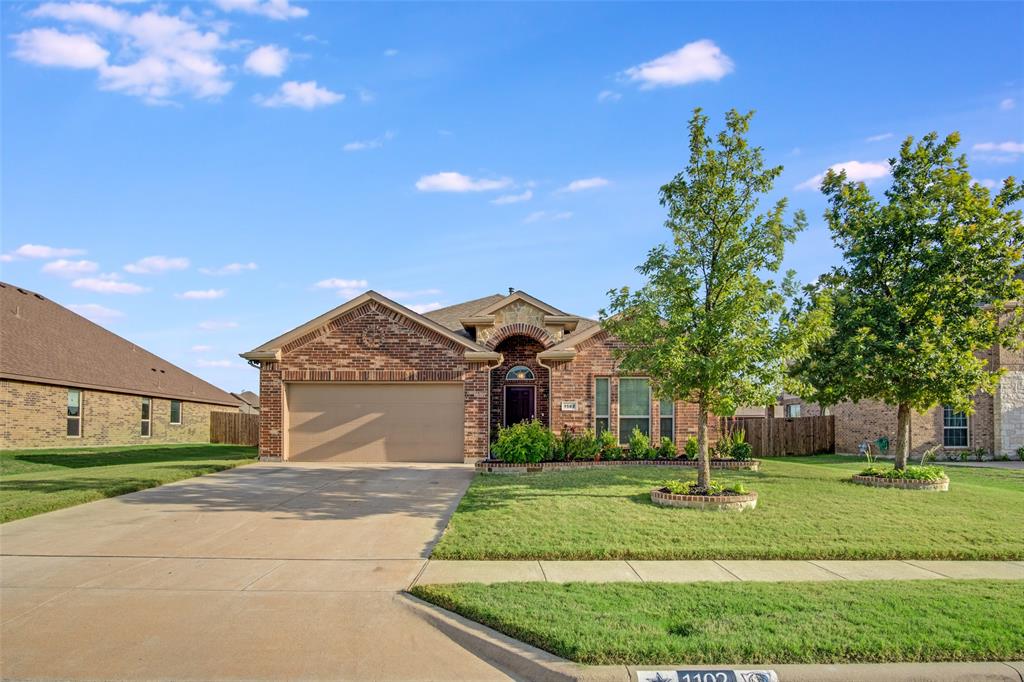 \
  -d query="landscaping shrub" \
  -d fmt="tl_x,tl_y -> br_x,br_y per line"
1017,446 -> 1024,460
662,478 -> 735,496
568,429 -> 601,461
628,427 -> 653,459
656,436 -> 677,459
859,465 -> 948,481
712,432 -> 734,459
491,420 -> 555,463
599,430 -> 621,460
730,430 -> 752,461
682,435 -> 699,460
